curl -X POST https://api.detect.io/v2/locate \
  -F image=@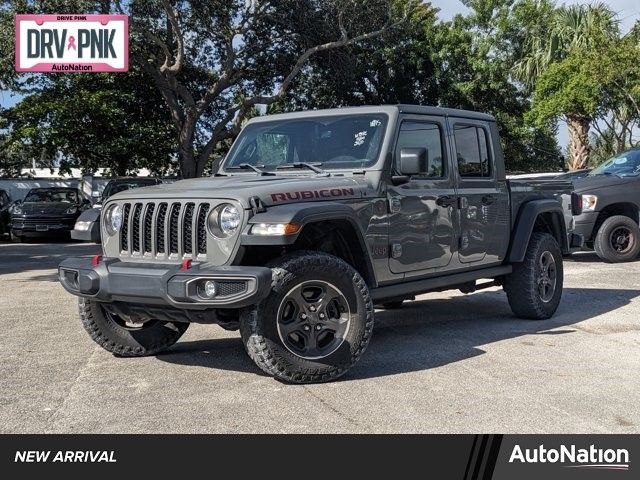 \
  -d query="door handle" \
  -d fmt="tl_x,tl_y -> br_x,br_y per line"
436,195 -> 456,208
482,195 -> 496,205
